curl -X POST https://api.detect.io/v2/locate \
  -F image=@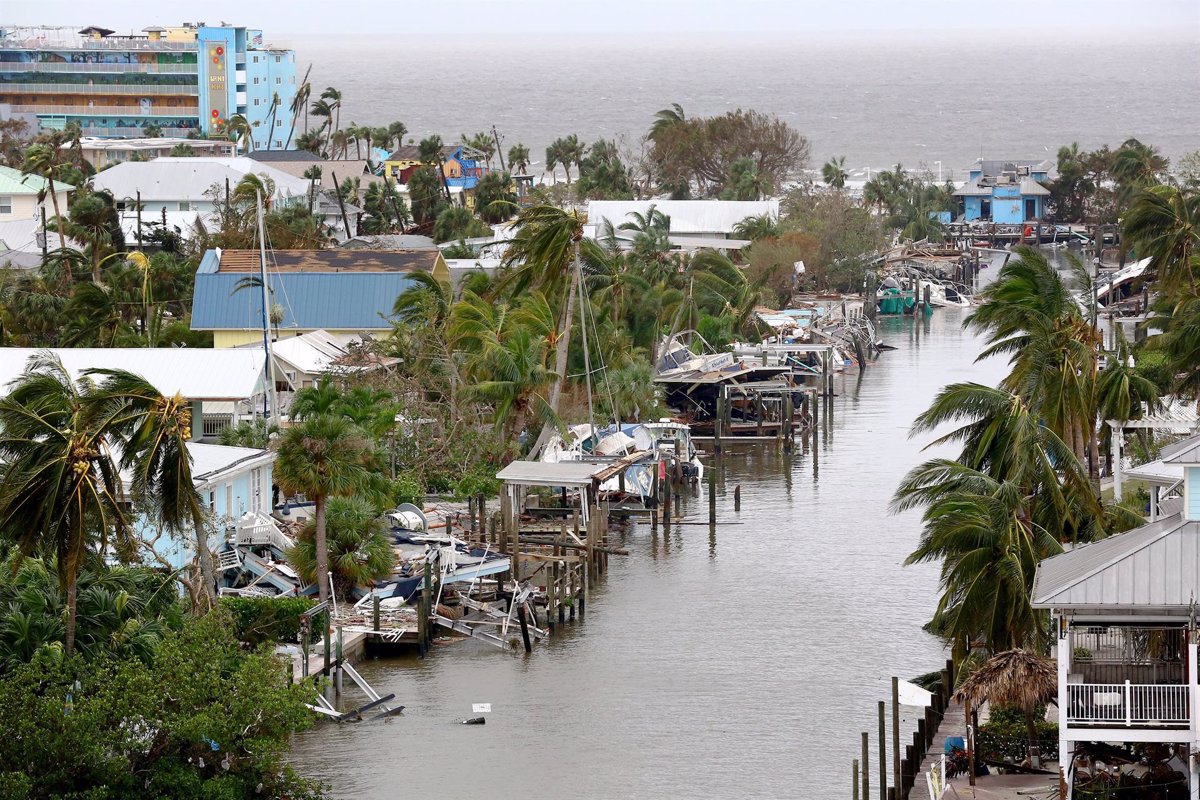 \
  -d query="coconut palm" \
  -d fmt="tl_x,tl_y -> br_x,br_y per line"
224,113 -> 253,153
1121,183 -> 1200,302
967,247 -> 1102,477
273,415 -> 373,602
732,214 -> 780,241
21,143 -> 68,253
648,103 -> 686,143
387,121 -> 407,150
283,66 -> 312,149
822,156 -> 848,189
320,86 -> 343,141
462,324 -> 554,442
956,650 -> 1057,759
287,496 -> 393,602
87,368 -> 214,608
507,143 -> 531,174
0,354 -> 135,655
